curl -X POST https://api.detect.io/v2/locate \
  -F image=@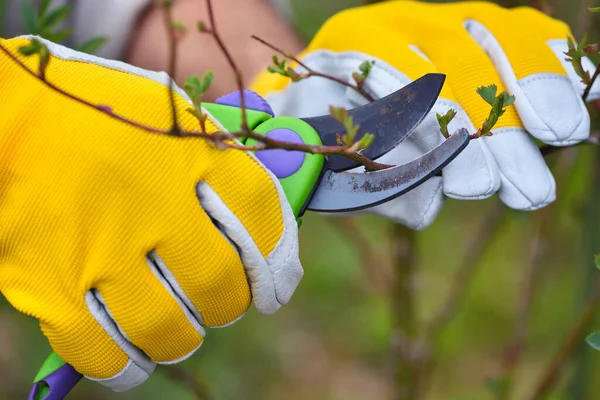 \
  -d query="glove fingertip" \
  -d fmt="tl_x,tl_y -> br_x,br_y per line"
87,359 -> 155,393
